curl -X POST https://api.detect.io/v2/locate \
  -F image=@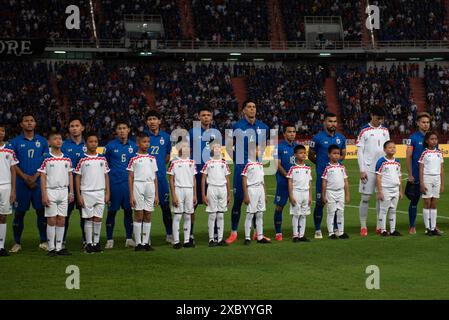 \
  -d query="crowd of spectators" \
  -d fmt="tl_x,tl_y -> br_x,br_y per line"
336,63 -> 417,137
0,61 -> 63,138
375,0 -> 448,41
192,0 -> 269,43
424,64 -> 449,134
238,64 -> 327,135
281,0 -> 362,42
